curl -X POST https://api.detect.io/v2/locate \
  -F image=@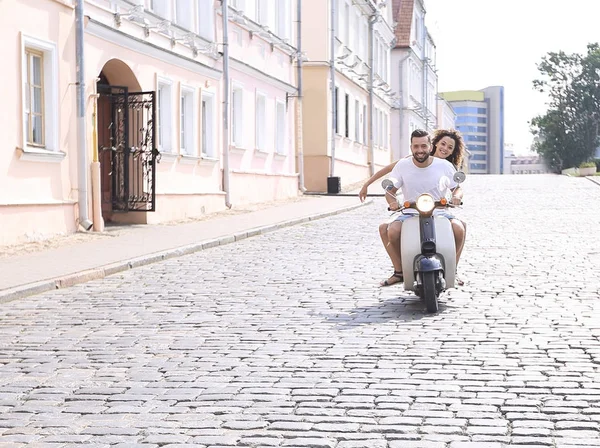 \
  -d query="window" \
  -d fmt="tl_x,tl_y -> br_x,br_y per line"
354,99 -> 360,142
344,93 -> 349,138
352,11 -> 359,54
256,0 -> 269,26
198,0 -> 215,40
148,0 -> 170,19
255,92 -> 267,151
373,108 -> 379,147
383,113 -> 388,149
175,0 -> 193,30
362,104 -> 367,145
275,0 -> 289,39
275,100 -> 286,155
180,86 -> 195,155
344,1 -> 350,45
21,35 -> 58,153
157,78 -> 173,153
232,86 -> 244,147
454,106 -> 487,115
25,49 -> 44,147
201,92 -> 215,158
334,87 -> 339,135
